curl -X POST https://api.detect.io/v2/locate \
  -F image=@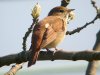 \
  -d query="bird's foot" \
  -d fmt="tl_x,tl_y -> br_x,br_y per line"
46,48 -> 51,54
55,47 -> 60,51
55,48 -> 58,51
46,48 -> 50,52
46,48 -> 55,61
